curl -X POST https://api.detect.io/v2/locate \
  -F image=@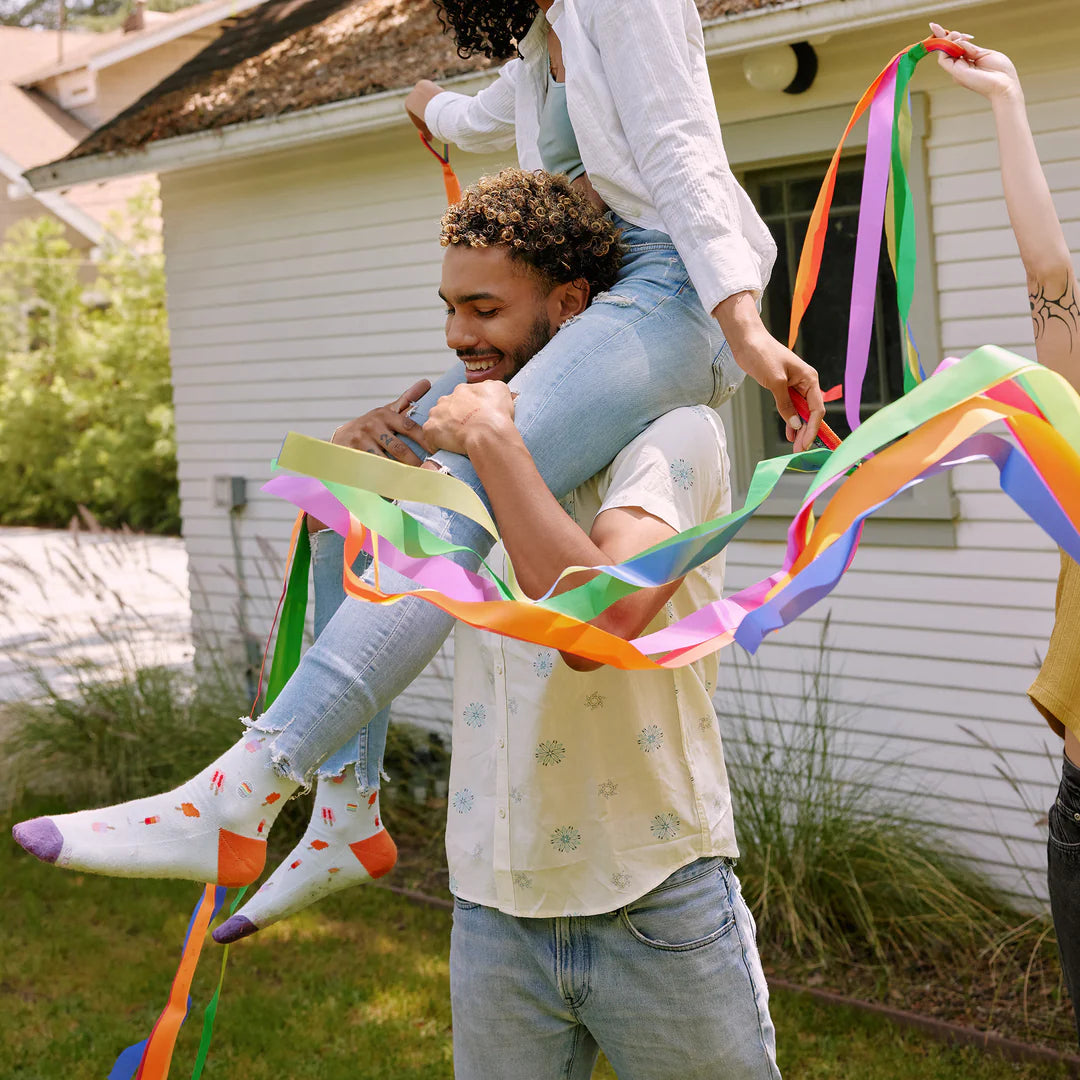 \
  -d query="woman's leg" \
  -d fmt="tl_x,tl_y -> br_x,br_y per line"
213,533 -> 397,942
13,224 -> 735,883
